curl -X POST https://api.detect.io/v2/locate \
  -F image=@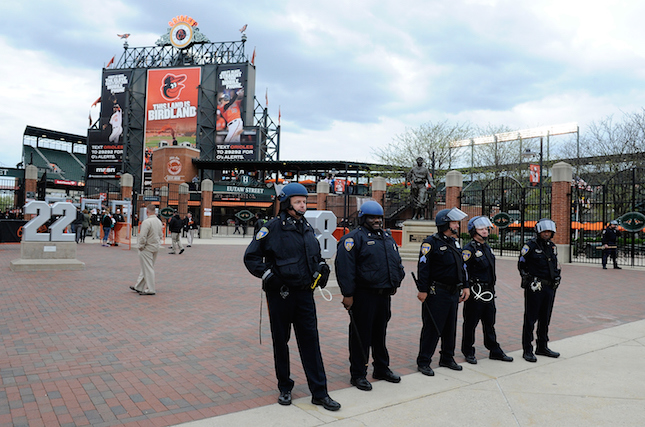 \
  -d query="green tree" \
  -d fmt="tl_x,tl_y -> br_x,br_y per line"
373,120 -> 472,181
